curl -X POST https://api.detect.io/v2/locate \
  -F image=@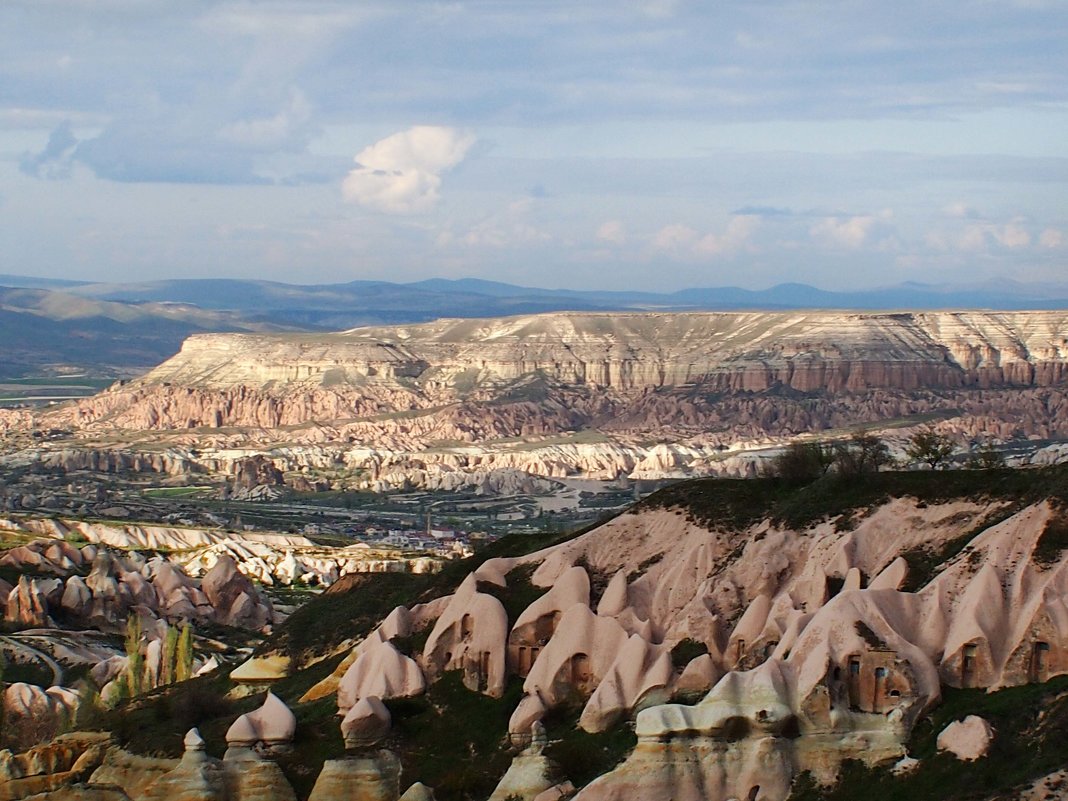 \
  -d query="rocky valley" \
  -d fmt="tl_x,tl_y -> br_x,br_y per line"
5,467 -> 1068,801
2,309 -> 1068,801
1,311 -> 1067,498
